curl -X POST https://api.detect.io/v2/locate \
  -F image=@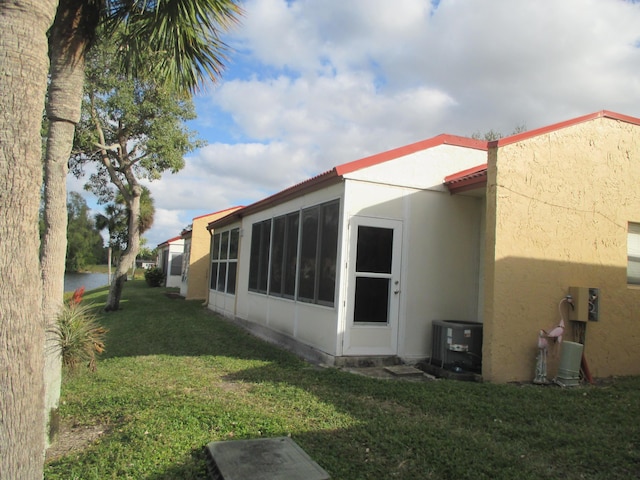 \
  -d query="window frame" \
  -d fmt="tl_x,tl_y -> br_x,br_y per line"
627,222 -> 640,285
248,219 -> 271,294
210,227 -> 240,295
